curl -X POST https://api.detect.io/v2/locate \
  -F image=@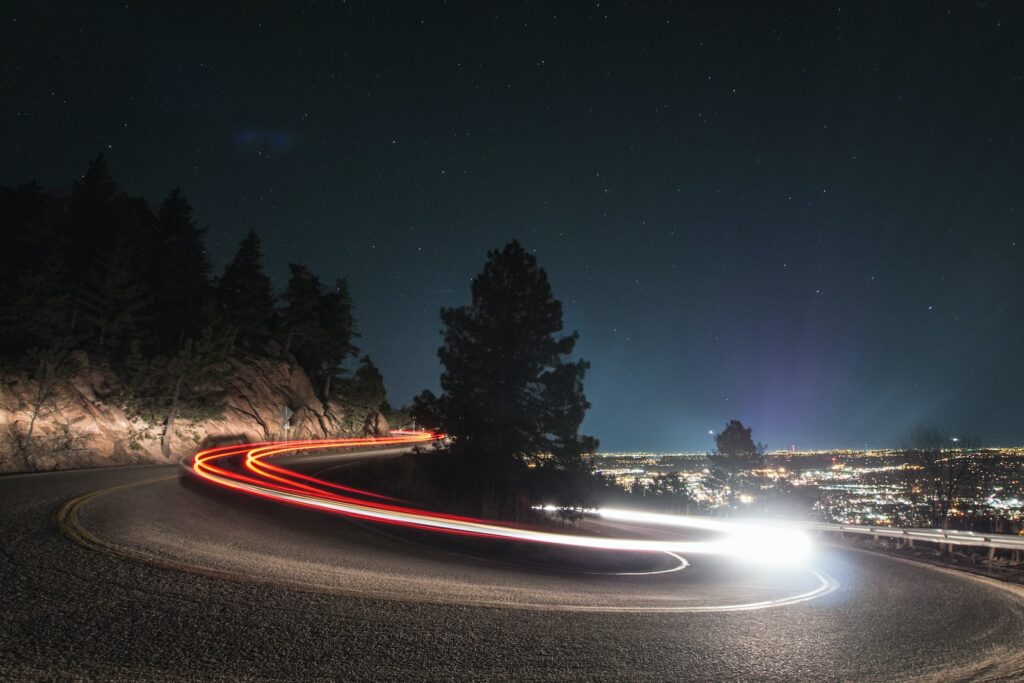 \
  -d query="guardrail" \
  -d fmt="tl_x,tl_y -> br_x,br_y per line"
805,522 -> 1024,551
